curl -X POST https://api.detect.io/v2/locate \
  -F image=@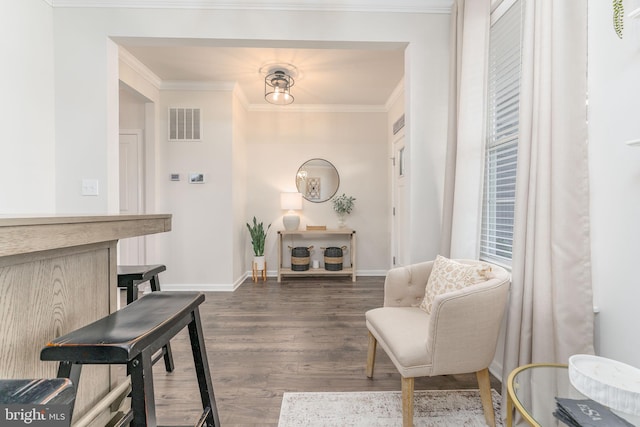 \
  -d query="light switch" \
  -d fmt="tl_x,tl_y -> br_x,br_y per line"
81,179 -> 99,196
